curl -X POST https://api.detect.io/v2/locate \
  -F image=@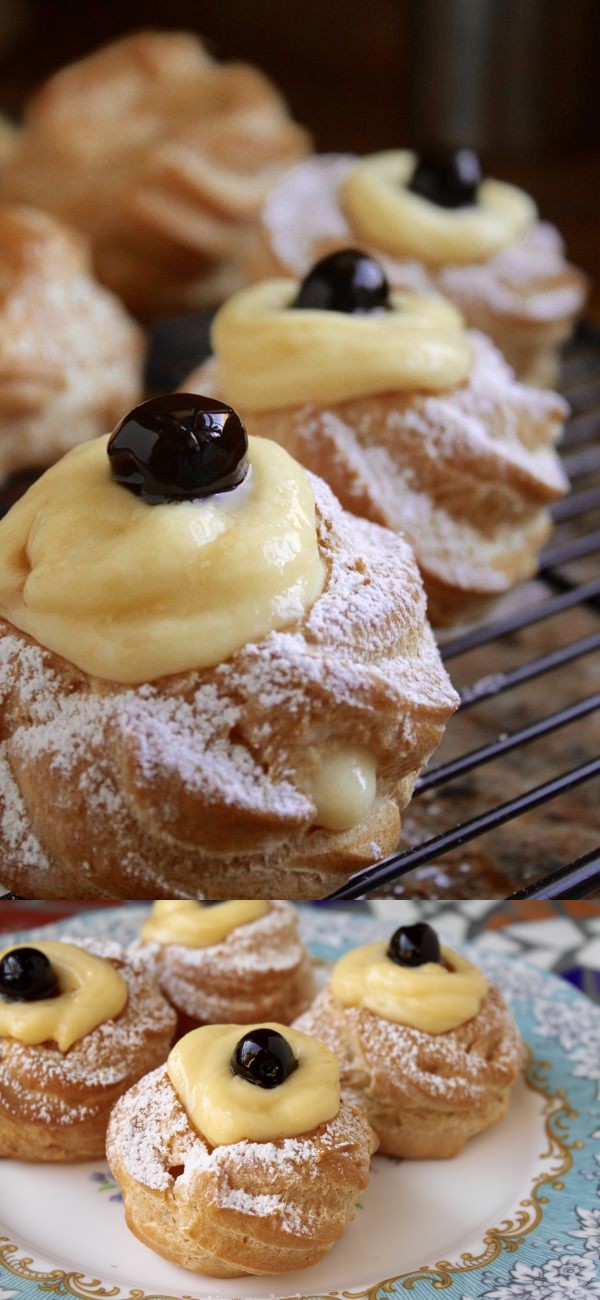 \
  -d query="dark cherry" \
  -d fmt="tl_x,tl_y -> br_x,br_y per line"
231,1028 -> 299,1090
107,394 -> 248,505
292,248 -> 390,314
0,947 -> 59,1002
408,148 -> 482,209
387,923 -> 442,968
